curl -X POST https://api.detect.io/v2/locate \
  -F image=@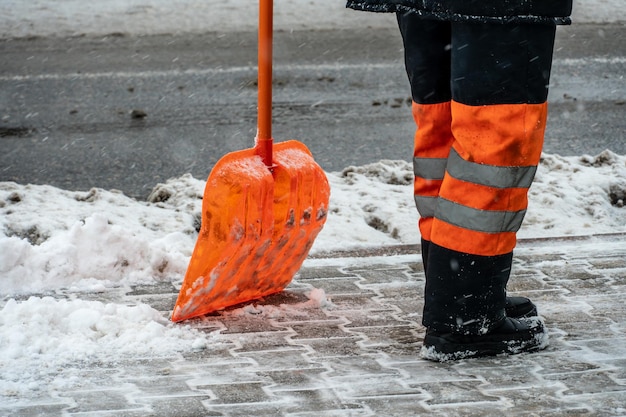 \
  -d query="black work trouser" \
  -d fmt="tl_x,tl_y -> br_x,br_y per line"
396,13 -> 557,106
